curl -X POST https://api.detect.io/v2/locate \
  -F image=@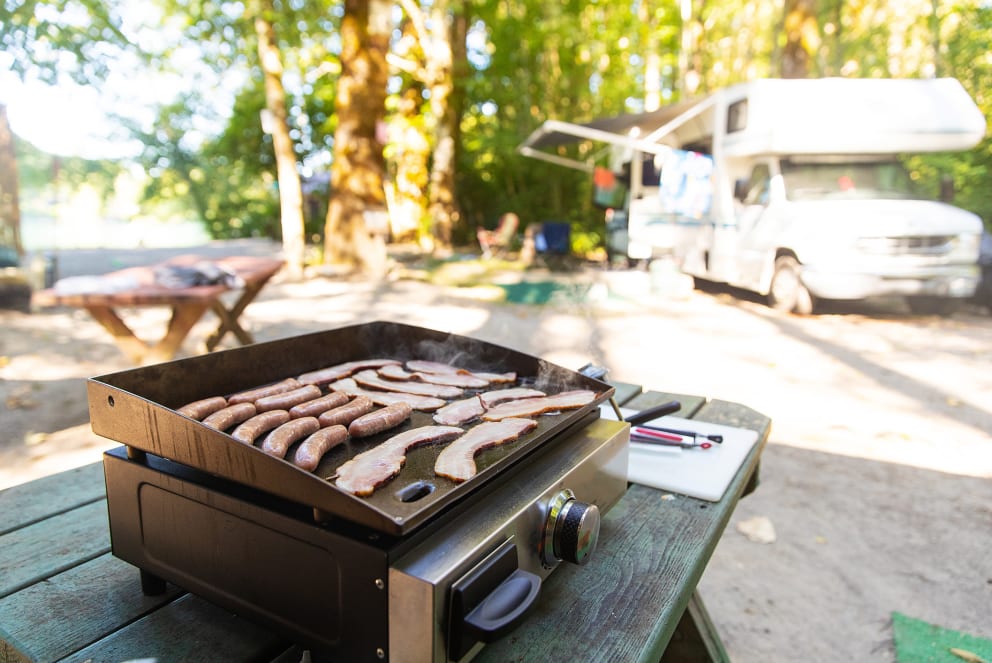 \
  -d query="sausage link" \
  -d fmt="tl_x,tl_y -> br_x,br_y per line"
317,395 -> 374,427
231,410 -> 291,444
348,402 -> 413,437
289,391 -> 350,418
176,396 -> 228,421
202,402 -> 257,431
255,384 -> 322,413
261,417 -> 321,459
228,378 -> 302,405
291,425 -> 348,472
